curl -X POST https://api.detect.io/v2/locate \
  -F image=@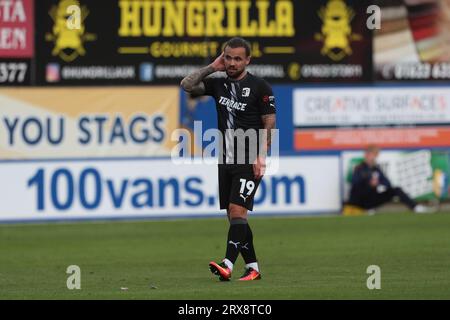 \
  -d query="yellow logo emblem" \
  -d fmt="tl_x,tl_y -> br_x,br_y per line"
45,0 -> 96,62
315,0 -> 362,61
288,63 -> 301,81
